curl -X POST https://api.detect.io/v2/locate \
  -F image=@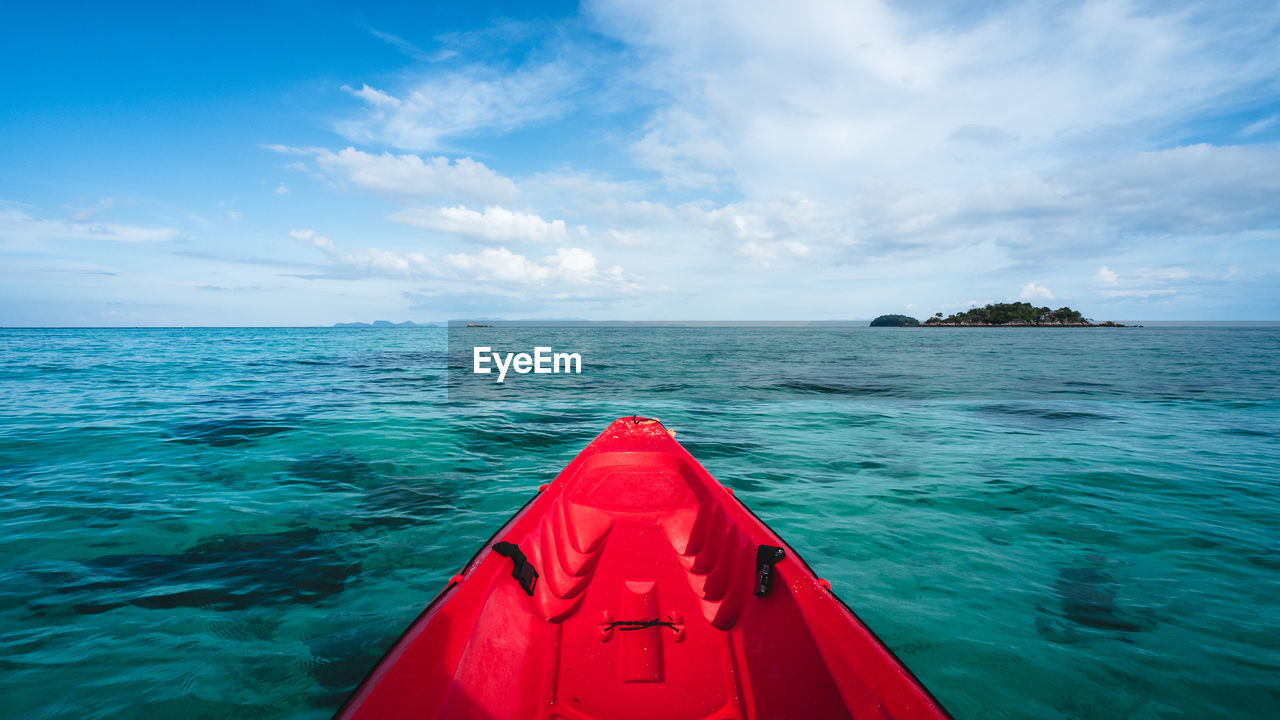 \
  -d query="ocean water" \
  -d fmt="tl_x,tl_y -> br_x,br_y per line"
1,326 -> 1277,720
